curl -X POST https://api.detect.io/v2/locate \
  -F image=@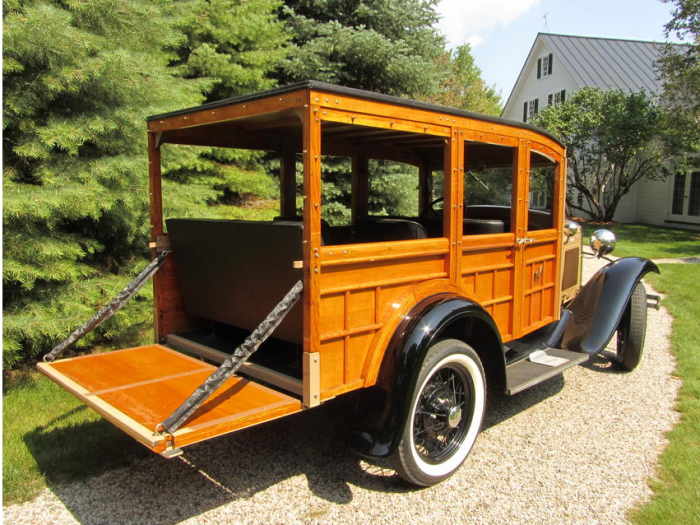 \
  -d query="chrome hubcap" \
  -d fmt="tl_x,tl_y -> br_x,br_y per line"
447,405 -> 462,428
